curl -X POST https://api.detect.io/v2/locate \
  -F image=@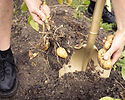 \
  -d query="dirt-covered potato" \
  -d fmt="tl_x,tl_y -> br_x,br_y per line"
98,35 -> 114,70
104,35 -> 114,50
103,59 -> 112,70
98,49 -> 112,70
98,49 -> 105,68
